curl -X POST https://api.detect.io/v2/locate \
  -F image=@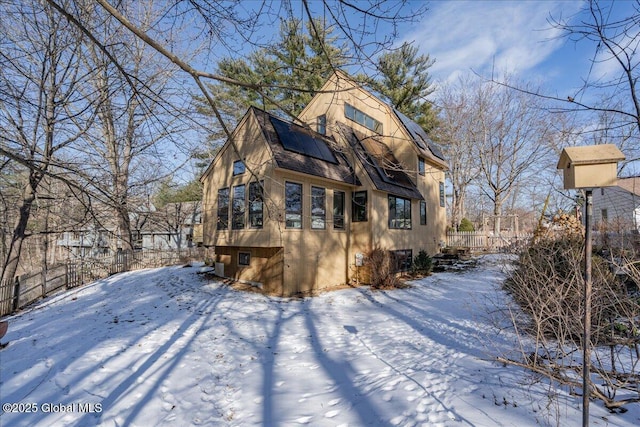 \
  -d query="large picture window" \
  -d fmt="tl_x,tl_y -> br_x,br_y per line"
217,188 -> 229,230
285,182 -> 302,229
232,184 -> 245,229
311,186 -> 326,229
388,195 -> 412,229
249,181 -> 264,228
333,191 -> 345,230
352,191 -> 368,222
